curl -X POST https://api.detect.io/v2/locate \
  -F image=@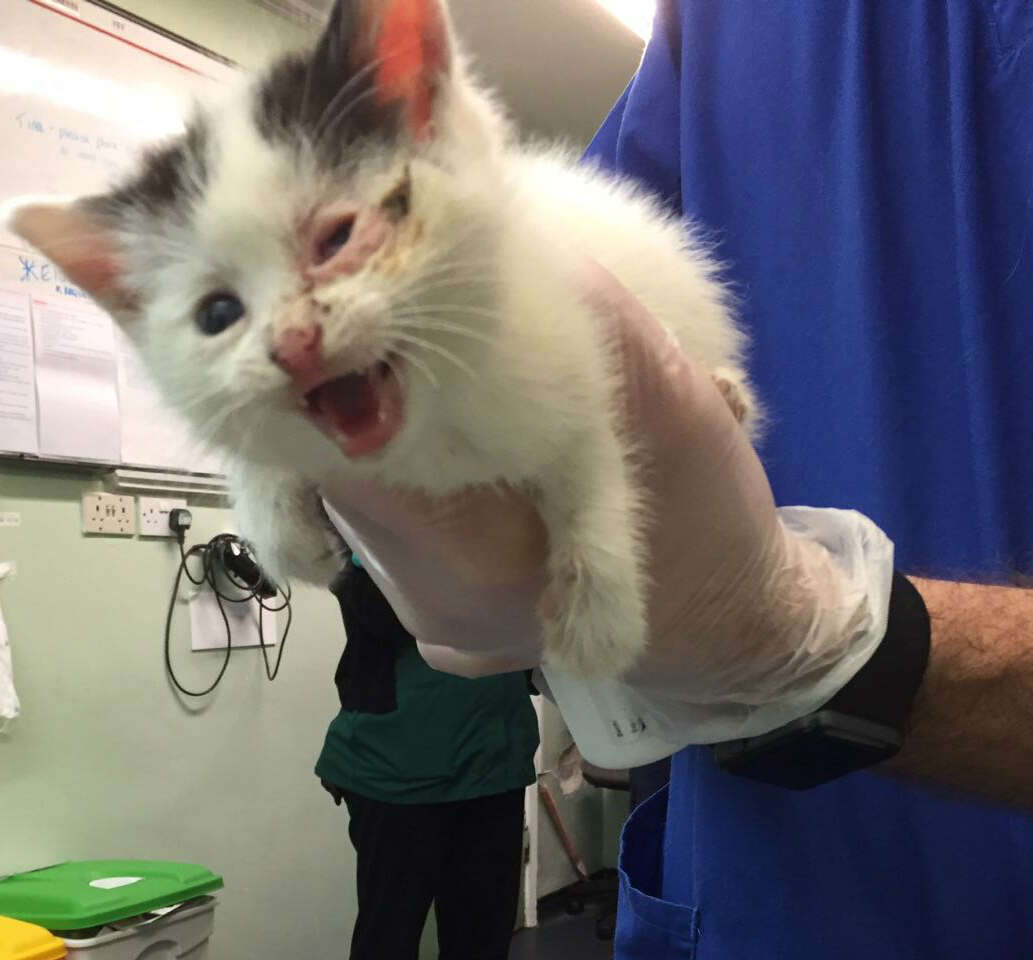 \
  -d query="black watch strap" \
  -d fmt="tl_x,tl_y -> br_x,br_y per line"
711,571 -> 931,789
821,572 -> 931,730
